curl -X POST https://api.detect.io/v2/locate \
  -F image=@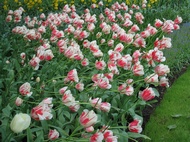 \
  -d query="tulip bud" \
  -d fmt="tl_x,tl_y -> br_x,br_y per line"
10,113 -> 31,133
15,97 -> 23,106
6,60 -> 10,64
90,132 -> 104,142
85,126 -> 94,132
36,77 -> 40,82
48,129 -> 59,140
